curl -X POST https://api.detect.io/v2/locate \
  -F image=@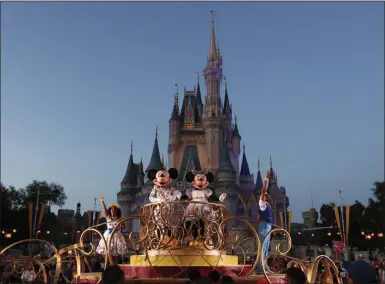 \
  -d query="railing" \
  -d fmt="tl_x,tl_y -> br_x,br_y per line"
0,201 -> 342,284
